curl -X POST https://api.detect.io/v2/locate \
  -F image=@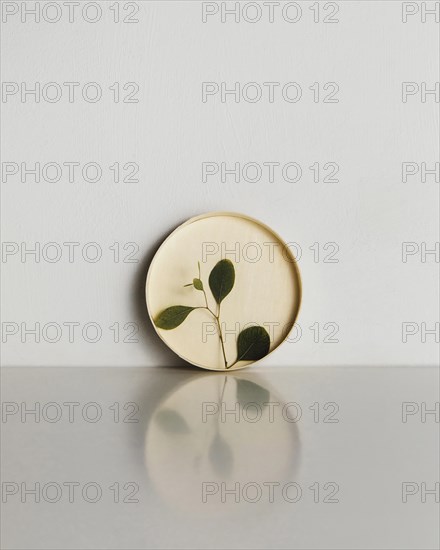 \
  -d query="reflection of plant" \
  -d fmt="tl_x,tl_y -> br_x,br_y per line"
154,376 -> 271,477
153,259 -> 270,369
